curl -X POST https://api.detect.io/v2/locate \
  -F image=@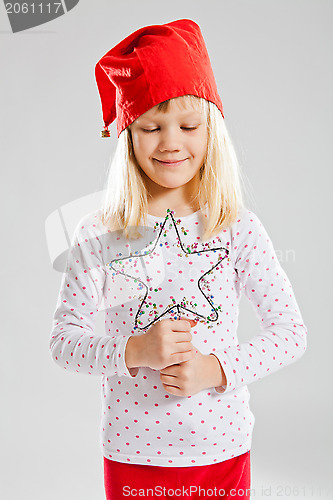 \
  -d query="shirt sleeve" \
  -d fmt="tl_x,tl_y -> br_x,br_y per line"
49,212 -> 139,378
211,209 -> 307,394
